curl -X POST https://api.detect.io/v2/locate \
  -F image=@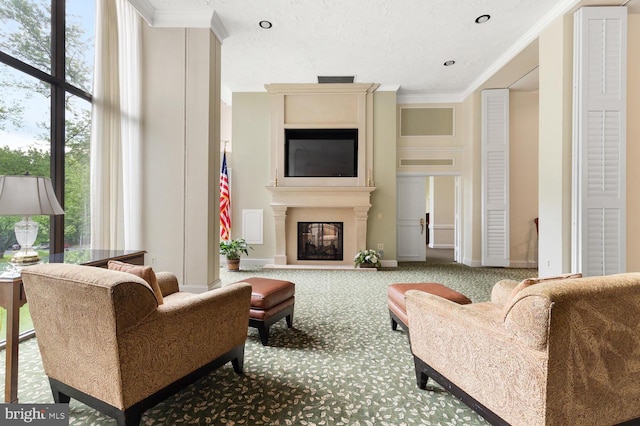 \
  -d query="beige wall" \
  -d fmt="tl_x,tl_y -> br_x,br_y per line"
220,100 -> 232,148
462,92 -> 483,266
230,90 -> 397,264
538,14 -> 574,276
141,25 -> 221,290
369,91 -> 397,260
627,14 -> 640,272
459,88 -> 540,268
141,26 -> 186,278
228,92 -> 272,264
396,103 -> 466,176
510,91 -> 539,267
